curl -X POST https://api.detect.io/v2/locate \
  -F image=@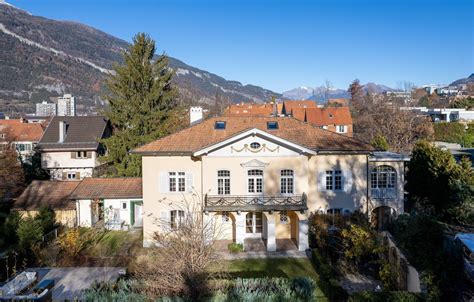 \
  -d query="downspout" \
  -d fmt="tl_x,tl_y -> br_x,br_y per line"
366,155 -> 370,220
